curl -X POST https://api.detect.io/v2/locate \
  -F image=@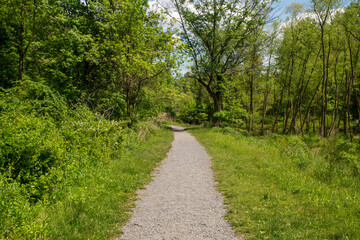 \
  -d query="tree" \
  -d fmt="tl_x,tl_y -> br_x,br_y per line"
311,0 -> 341,137
101,0 -> 179,124
171,0 -> 273,113
0,0 -> 48,84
